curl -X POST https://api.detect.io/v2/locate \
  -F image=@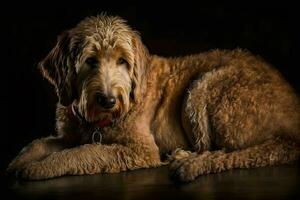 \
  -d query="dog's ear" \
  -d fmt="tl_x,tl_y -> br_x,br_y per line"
39,31 -> 77,106
131,32 -> 149,102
